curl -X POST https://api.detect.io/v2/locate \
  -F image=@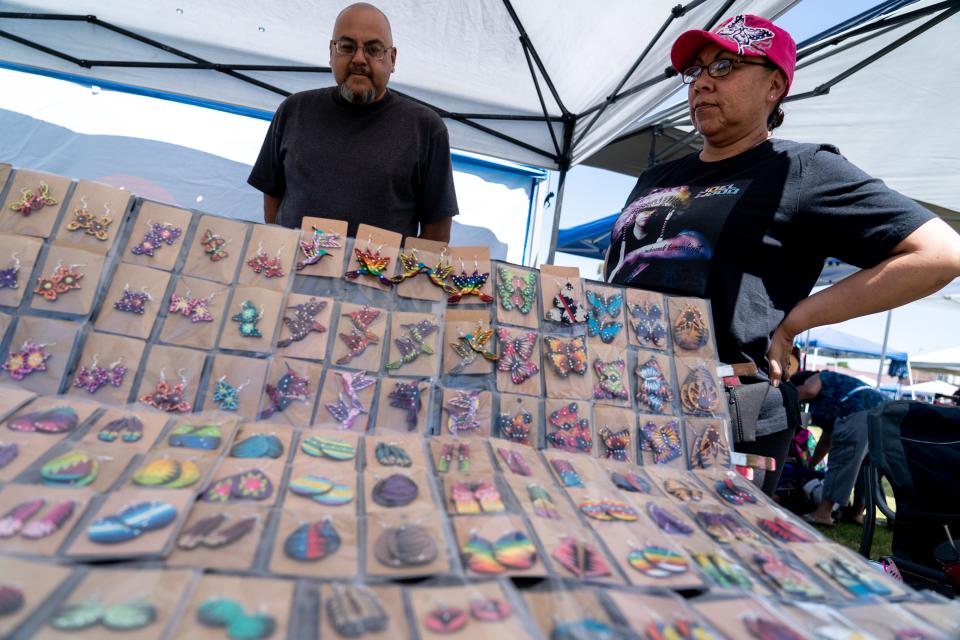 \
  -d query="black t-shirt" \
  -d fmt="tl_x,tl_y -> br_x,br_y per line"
248,87 -> 459,238
604,139 -> 933,373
